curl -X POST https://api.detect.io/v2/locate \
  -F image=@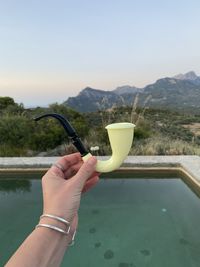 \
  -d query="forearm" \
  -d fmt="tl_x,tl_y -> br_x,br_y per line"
5,218 -> 71,267
5,155 -> 97,267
